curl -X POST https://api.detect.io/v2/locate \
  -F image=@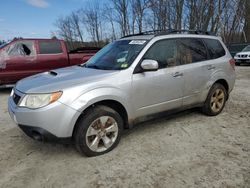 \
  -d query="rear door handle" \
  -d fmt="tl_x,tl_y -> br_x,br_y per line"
172,72 -> 183,77
207,65 -> 215,70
